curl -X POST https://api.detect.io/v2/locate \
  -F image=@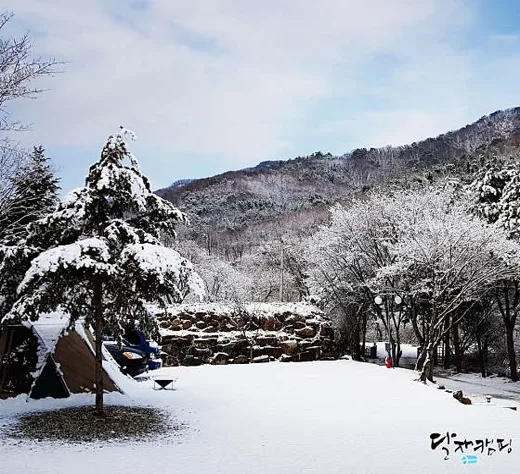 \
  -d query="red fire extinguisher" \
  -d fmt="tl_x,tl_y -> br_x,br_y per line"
385,356 -> 392,368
